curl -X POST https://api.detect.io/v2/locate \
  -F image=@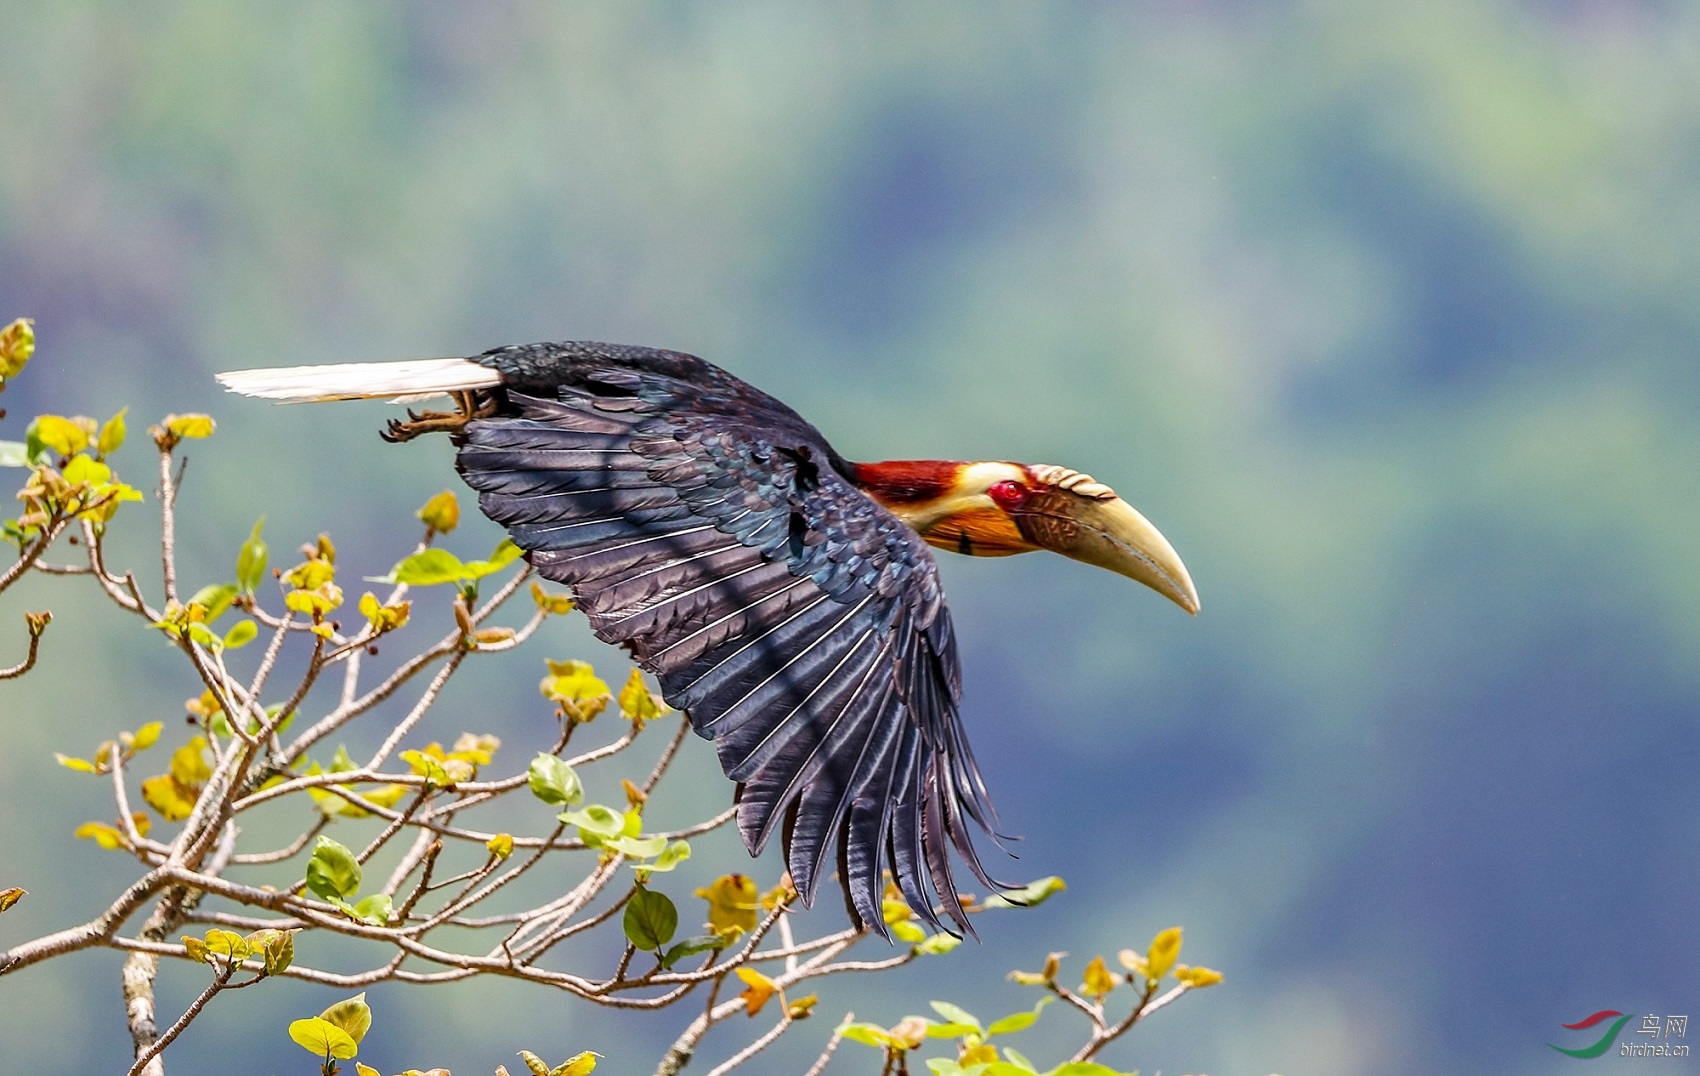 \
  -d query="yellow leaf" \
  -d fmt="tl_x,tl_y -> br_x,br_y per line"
141,774 -> 199,822
285,583 -> 343,619
131,812 -> 152,838
530,580 -> 575,615
695,874 -> 759,935
1175,964 -> 1223,988
760,878 -> 797,910
959,1044 -> 997,1065
164,413 -> 215,439
73,821 -> 127,850
0,317 -> 34,379
97,408 -> 127,457
355,1064 -> 380,1076
318,992 -> 372,1045
54,754 -> 98,774
1146,926 -> 1183,980
451,732 -> 501,764
169,737 -> 212,785
33,415 -> 89,457
735,966 -> 777,1017
487,833 -> 515,860
358,592 -> 410,632
203,928 -> 250,960
554,1052 -> 599,1076
60,453 -> 111,488
540,659 -> 611,721
1082,955 -> 1117,999
0,887 -> 25,913
131,721 -> 163,751
618,668 -> 664,726
417,490 -> 460,534
285,559 -> 336,590
288,1016 -> 357,1060
787,994 -> 818,1019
